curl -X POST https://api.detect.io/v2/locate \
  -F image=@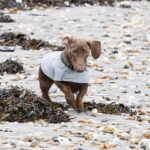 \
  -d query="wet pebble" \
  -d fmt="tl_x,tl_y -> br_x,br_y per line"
140,145 -> 147,150
123,41 -> 131,44
30,140 -> 38,147
111,50 -> 118,54
52,136 -> 70,145
101,118 -> 108,122
10,142 -> 16,147
123,64 -> 130,69
129,104 -> 135,108
117,1 -> 131,8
